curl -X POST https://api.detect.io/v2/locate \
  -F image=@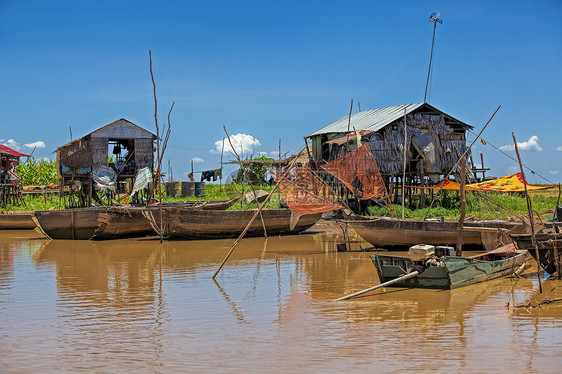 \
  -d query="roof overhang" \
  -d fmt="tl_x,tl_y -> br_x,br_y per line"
306,103 -> 472,138
0,144 -> 31,157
